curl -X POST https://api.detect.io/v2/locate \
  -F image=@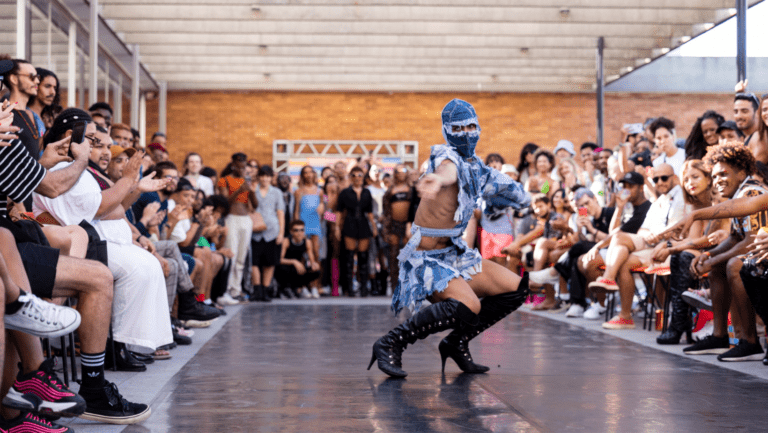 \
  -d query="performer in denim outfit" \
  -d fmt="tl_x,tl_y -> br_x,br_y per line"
368,99 -> 531,378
